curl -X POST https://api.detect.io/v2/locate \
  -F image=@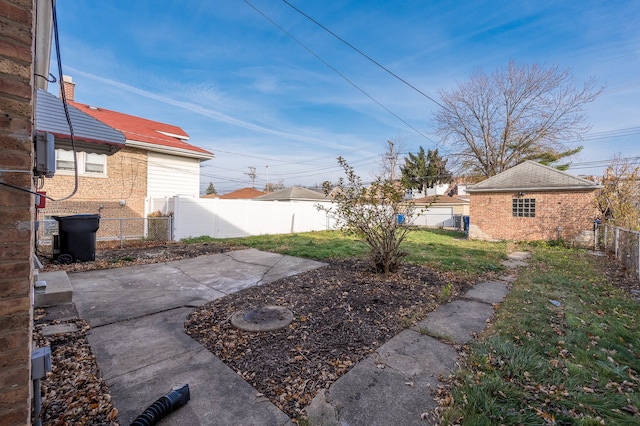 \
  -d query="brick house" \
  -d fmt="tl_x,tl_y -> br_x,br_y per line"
466,160 -> 601,245
39,79 -> 214,239
0,0 -> 35,423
